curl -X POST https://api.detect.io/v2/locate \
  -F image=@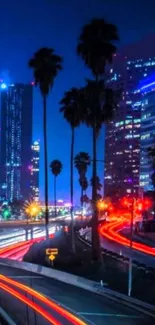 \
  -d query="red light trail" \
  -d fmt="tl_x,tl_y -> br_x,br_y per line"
0,233 -> 54,260
0,275 -> 87,325
99,217 -> 155,256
